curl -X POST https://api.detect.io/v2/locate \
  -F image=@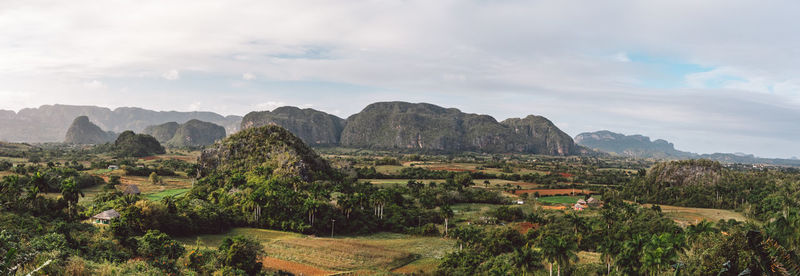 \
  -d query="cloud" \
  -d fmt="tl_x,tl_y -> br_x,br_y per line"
162,70 -> 180,80
83,80 -> 106,89
256,101 -> 286,110
1,0 -> 800,157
